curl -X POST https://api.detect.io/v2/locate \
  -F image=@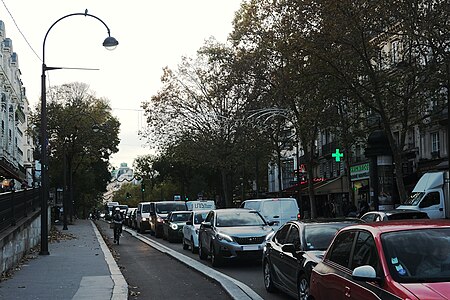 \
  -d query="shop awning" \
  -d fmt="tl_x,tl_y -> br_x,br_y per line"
314,176 -> 348,195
